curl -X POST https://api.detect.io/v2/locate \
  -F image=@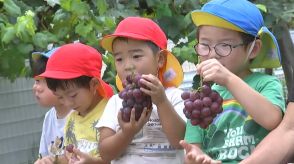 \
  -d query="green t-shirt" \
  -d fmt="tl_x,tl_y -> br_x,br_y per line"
184,72 -> 285,163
